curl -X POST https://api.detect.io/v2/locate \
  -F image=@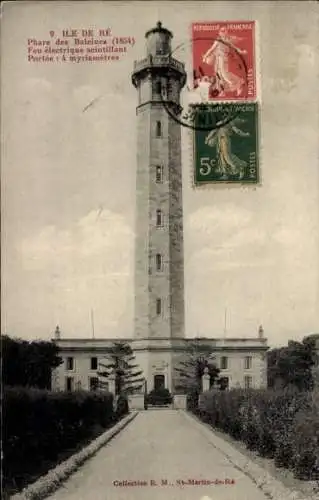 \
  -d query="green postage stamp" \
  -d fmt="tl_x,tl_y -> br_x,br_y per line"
193,103 -> 259,185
